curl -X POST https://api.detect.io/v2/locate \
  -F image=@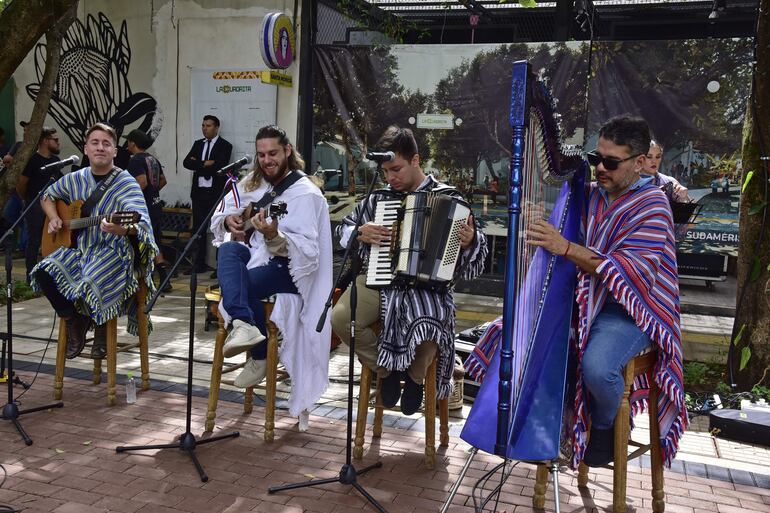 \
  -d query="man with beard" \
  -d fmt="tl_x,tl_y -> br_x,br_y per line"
331,126 -> 488,415
528,116 -> 686,468
16,127 -> 62,279
31,123 -> 157,360
210,125 -> 332,415
183,115 -> 233,273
